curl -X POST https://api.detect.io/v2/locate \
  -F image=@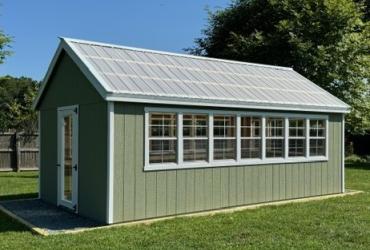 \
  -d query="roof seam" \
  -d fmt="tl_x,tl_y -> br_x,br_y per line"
62,37 -> 294,72
99,71 -> 331,96
81,54 -> 307,83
